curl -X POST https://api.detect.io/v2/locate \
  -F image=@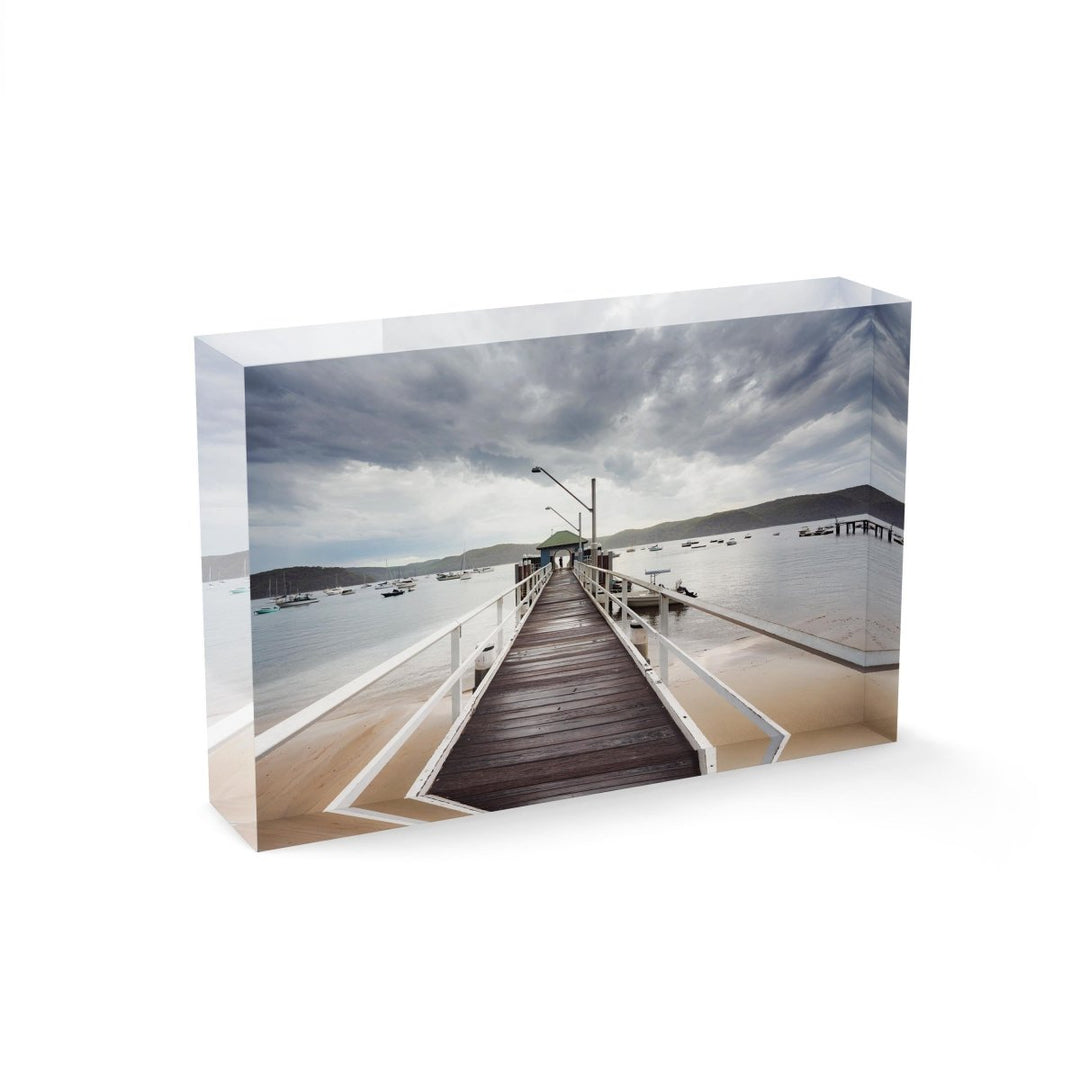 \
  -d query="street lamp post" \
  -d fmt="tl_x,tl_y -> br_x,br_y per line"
532,466 -> 596,564
545,506 -> 584,561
